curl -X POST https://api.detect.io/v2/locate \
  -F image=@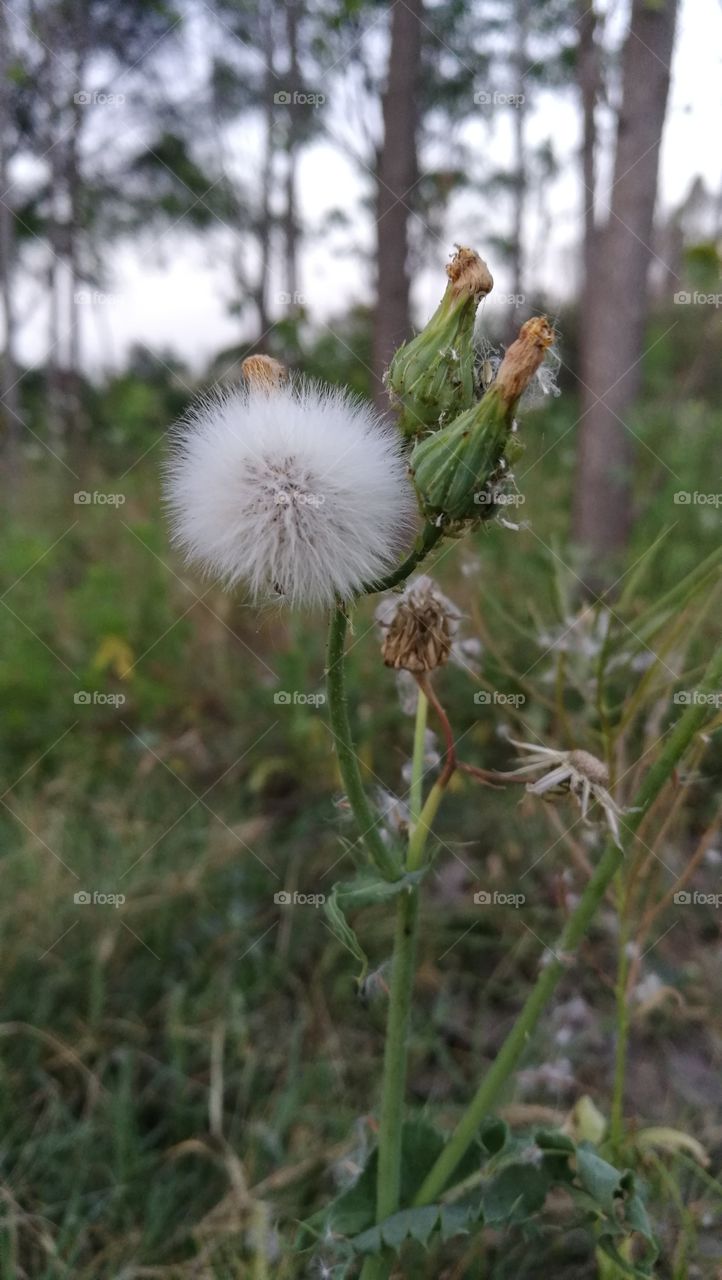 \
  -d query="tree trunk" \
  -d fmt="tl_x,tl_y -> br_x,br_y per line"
283,0 -> 301,318
577,1 -> 600,295
372,0 -> 422,409
0,3 -> 20,479
573,0 -> 678,572
507,0 -> 529,342
255,1 -> 276,340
